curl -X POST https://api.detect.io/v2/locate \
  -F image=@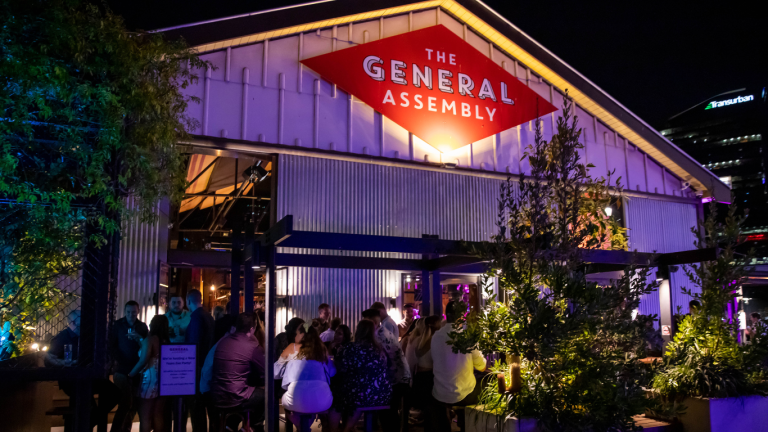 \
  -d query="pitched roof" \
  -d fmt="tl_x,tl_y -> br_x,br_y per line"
157,0 -> 729,201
